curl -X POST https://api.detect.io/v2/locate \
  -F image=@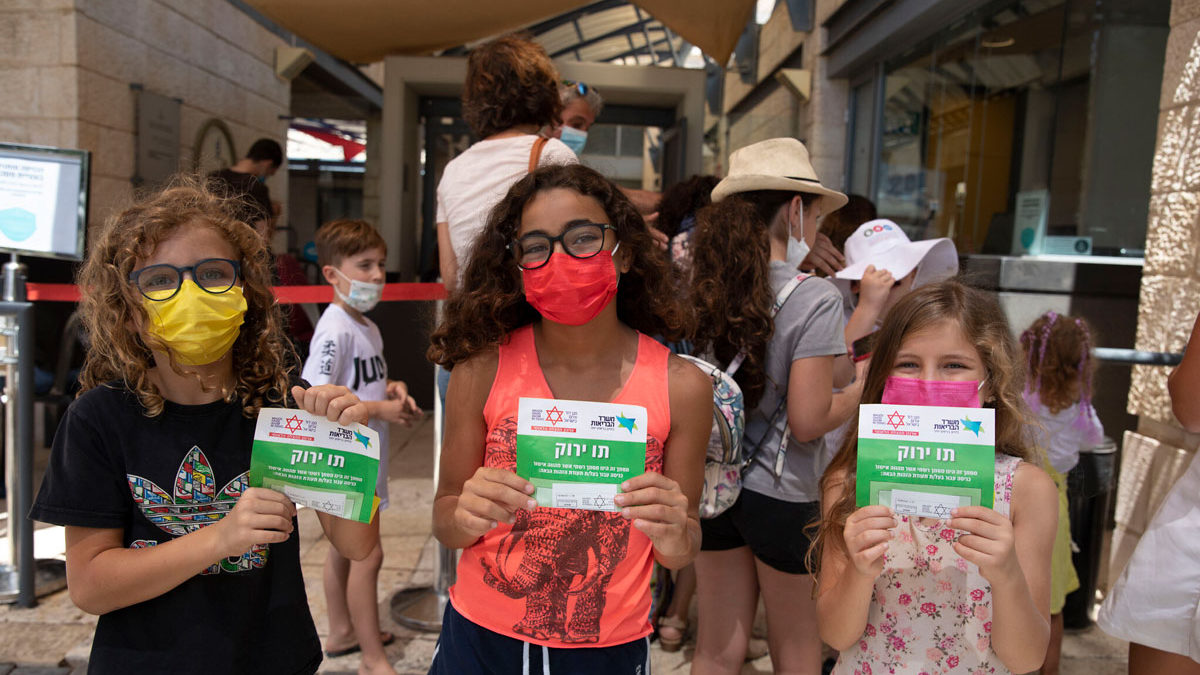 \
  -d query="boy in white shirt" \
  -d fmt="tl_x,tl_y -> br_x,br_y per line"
302,219 -> 421,674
